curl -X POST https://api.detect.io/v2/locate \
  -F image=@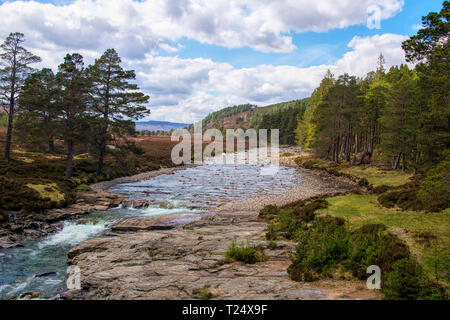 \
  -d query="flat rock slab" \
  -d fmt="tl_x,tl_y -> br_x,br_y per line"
110,215 -> 197,231
66,210 -> 378,300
